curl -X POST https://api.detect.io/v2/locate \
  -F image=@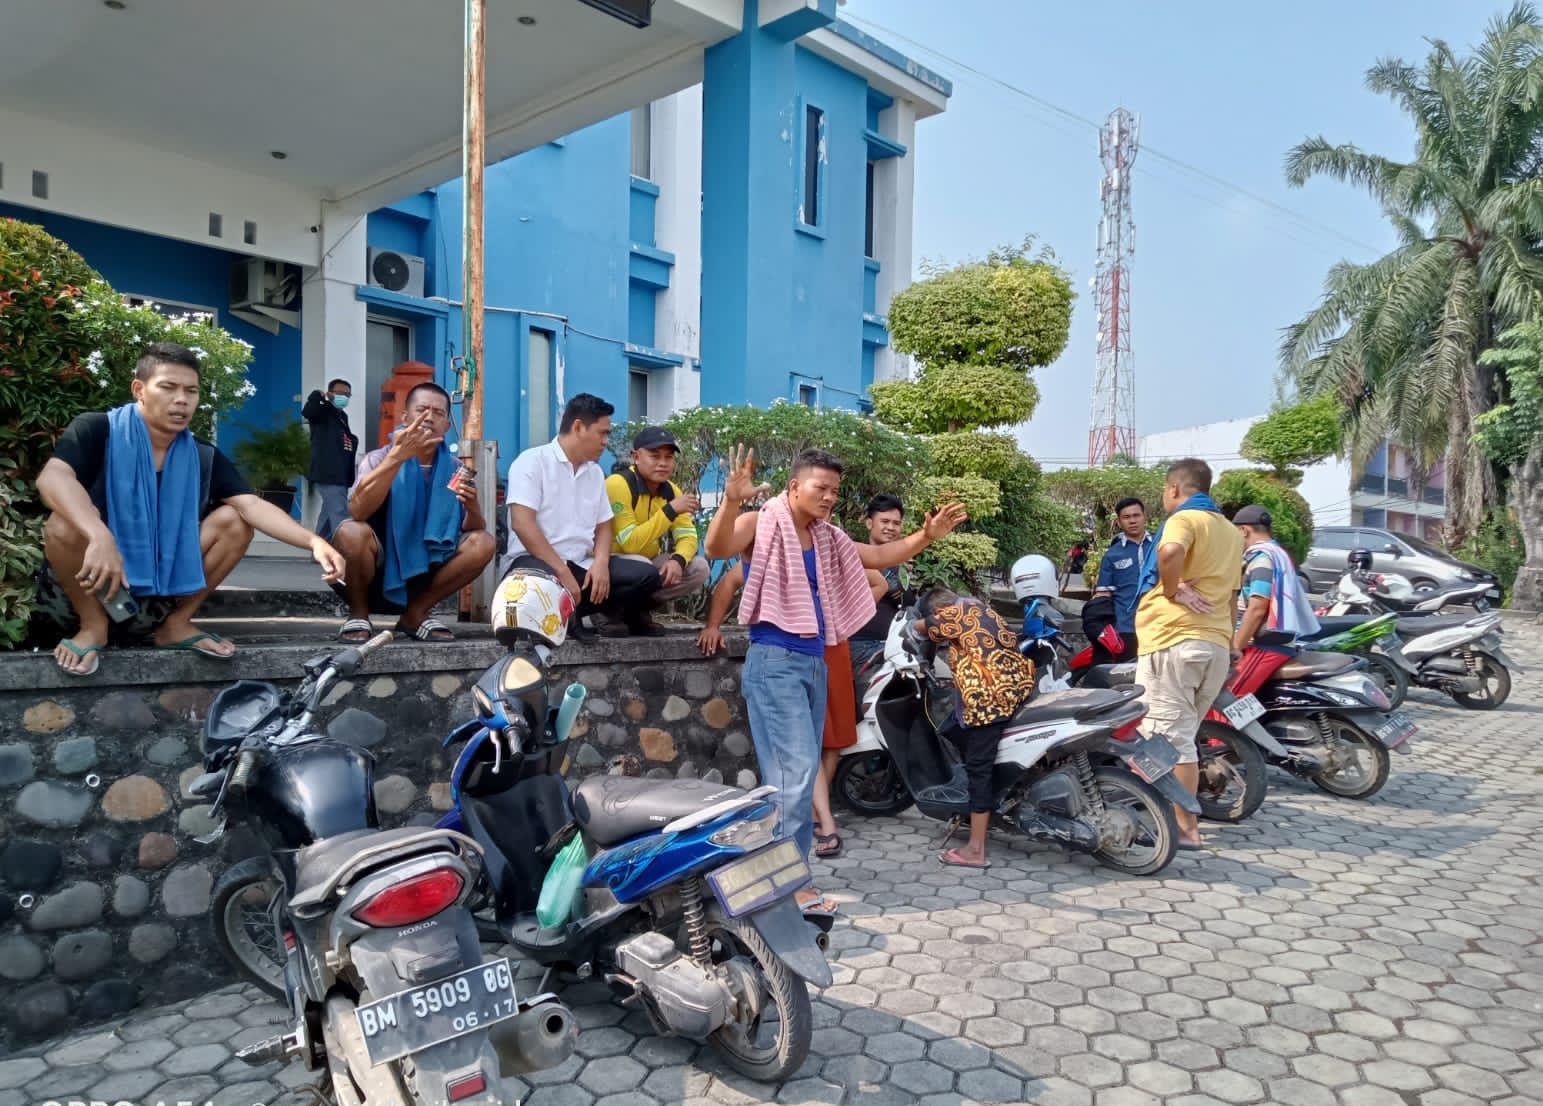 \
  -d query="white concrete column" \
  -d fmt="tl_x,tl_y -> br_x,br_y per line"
652,85 -> 705,414
872,100 -> 917,384
295,207 -> 368,532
